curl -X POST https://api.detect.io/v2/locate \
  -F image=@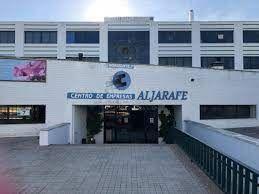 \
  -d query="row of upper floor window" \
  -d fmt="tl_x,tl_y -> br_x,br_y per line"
0,31 -> 100,44
159,30 -> 259,43
159,56 -> 259,69
0,30 -> 259,44
77,56 -> 259,70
